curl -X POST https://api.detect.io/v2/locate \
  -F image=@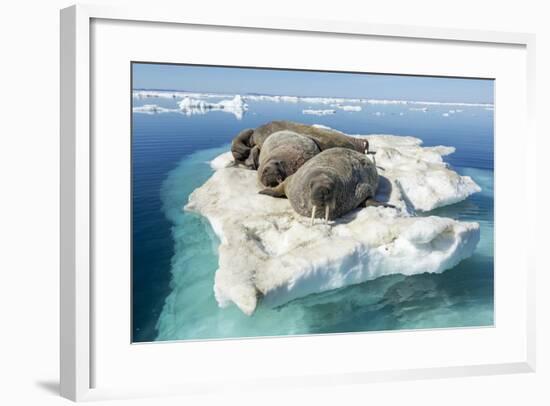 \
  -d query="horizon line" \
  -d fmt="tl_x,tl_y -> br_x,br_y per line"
131,88 -> 494,107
